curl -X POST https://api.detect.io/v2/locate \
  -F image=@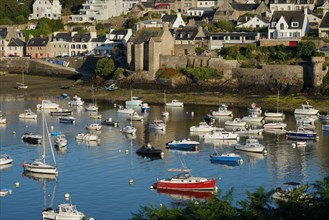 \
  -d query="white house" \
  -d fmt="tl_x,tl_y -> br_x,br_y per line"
107,29 -> 132,46
208,32 -> 260,49
90,38 -> 113,56
70,0 -> 123,23
268,9 -> 309,39
269,0 -> 316,12
29,0 -> 62,20
237,16 -> 269,28
161,13 -> 186,28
